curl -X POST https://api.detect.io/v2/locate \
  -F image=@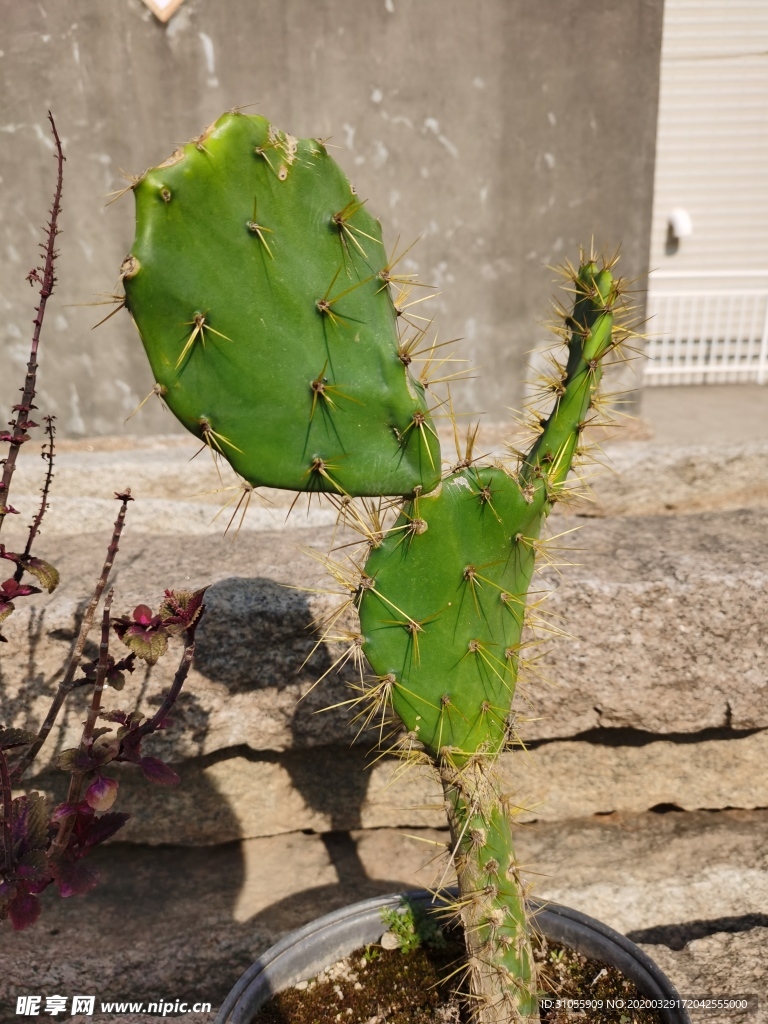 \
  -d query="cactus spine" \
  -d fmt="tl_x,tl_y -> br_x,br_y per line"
121,115 -> 627,1023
